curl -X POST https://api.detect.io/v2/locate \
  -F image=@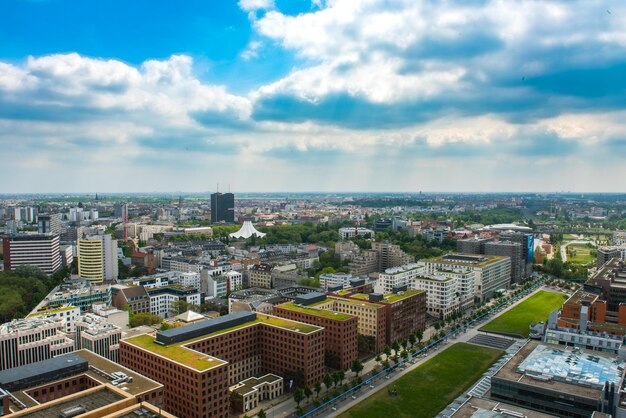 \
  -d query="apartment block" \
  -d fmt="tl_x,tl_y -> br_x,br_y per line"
77,234 -> 118,282
249,263 -> 273,288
